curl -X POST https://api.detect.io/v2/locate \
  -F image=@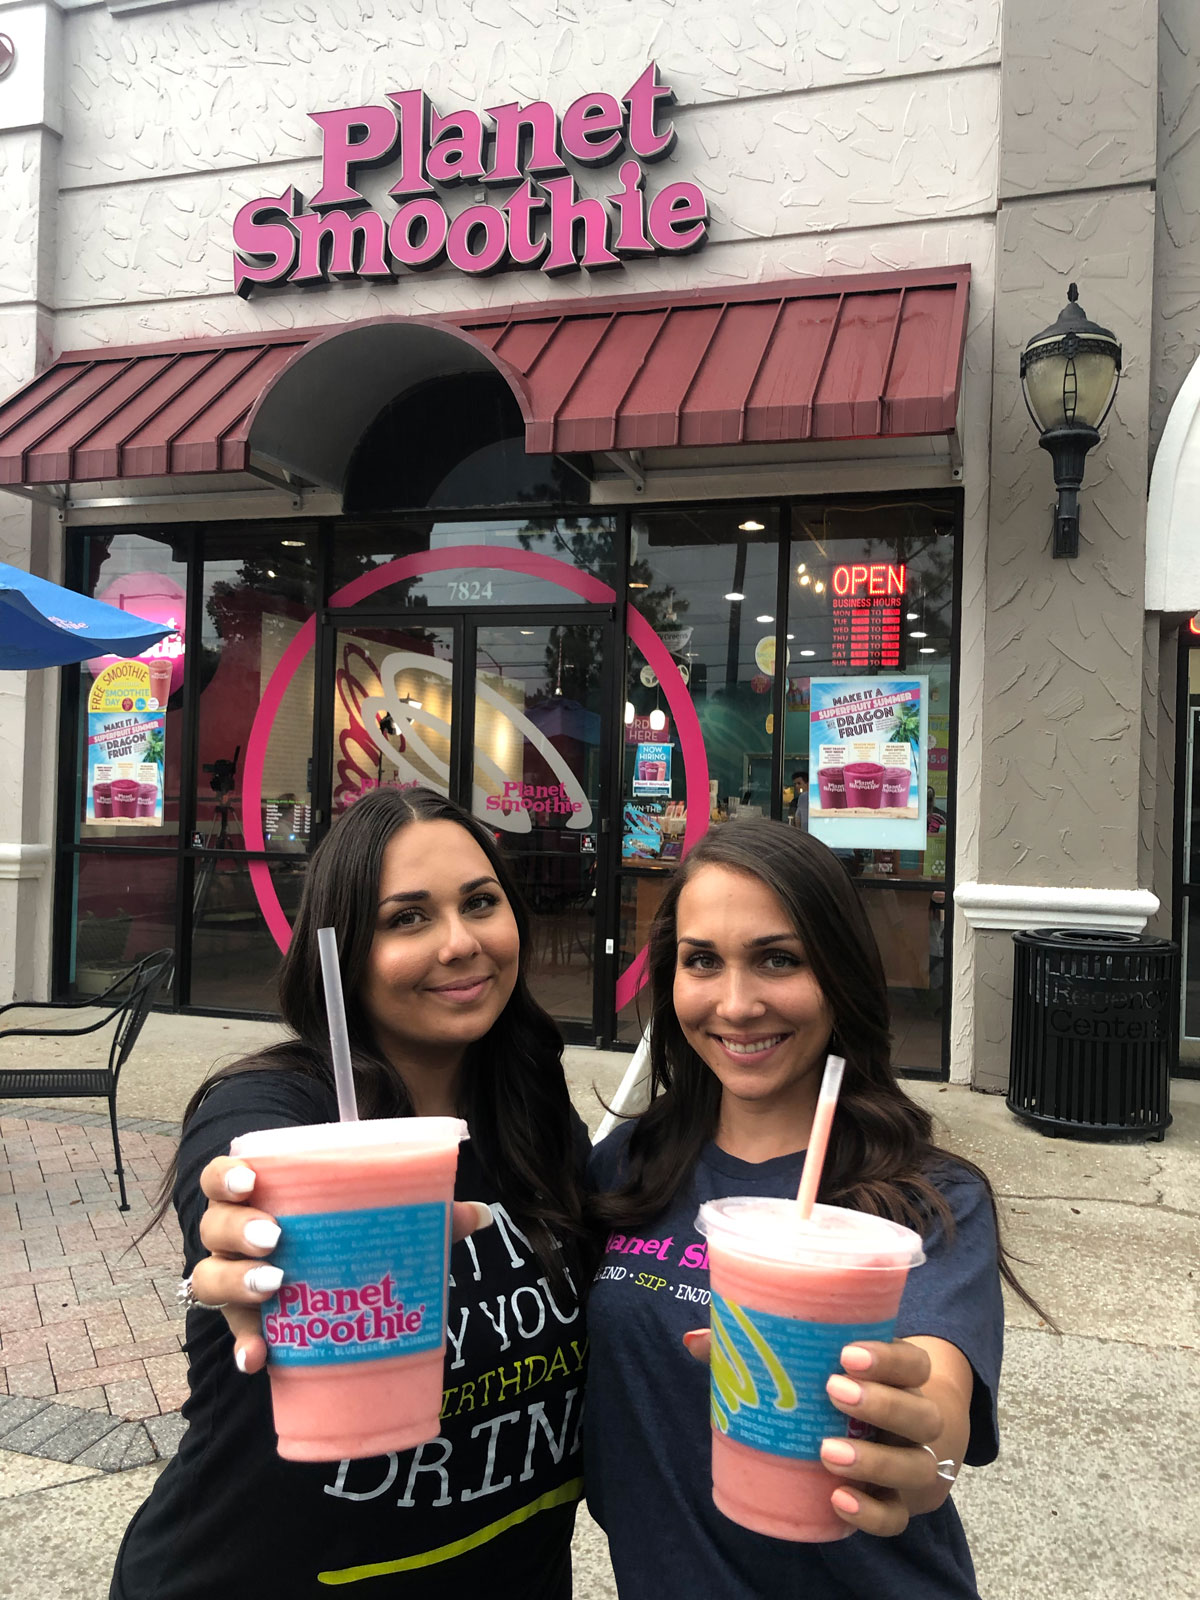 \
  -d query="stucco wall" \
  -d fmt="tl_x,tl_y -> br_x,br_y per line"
1151,0 -> 1200,460
46,0 -> 1005,346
